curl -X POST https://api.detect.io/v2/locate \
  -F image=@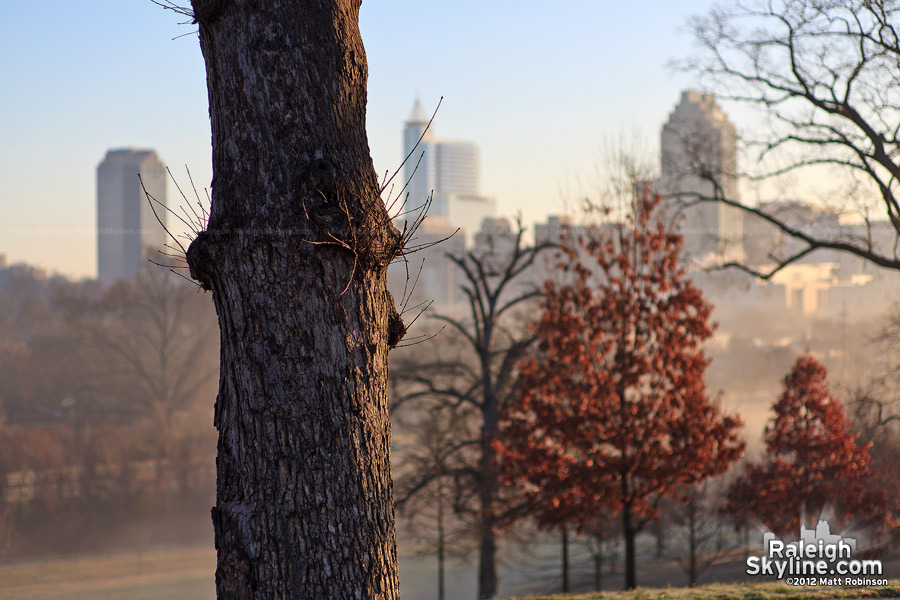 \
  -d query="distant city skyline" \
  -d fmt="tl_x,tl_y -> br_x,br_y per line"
402,97 -> 496,246
1,1 -> 846,280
